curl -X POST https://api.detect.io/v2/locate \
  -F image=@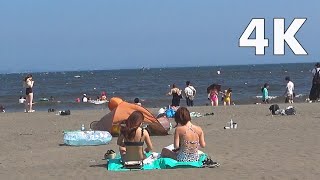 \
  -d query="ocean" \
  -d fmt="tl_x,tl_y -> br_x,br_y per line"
0,63 -> 316,112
